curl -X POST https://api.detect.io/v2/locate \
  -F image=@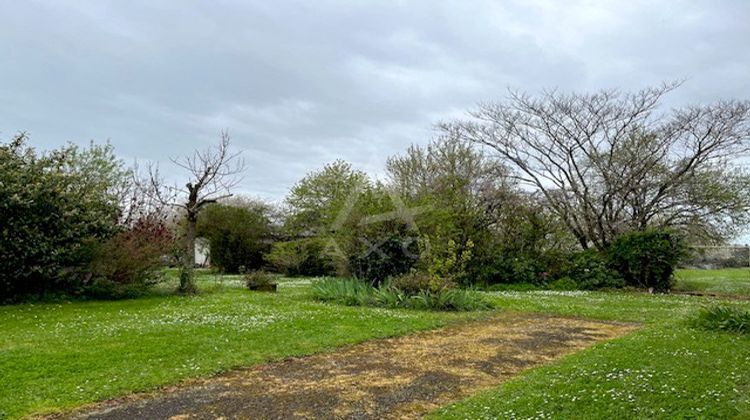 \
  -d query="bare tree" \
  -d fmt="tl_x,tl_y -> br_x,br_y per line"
447,83 -> 750,249
150,131 -> 245,292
